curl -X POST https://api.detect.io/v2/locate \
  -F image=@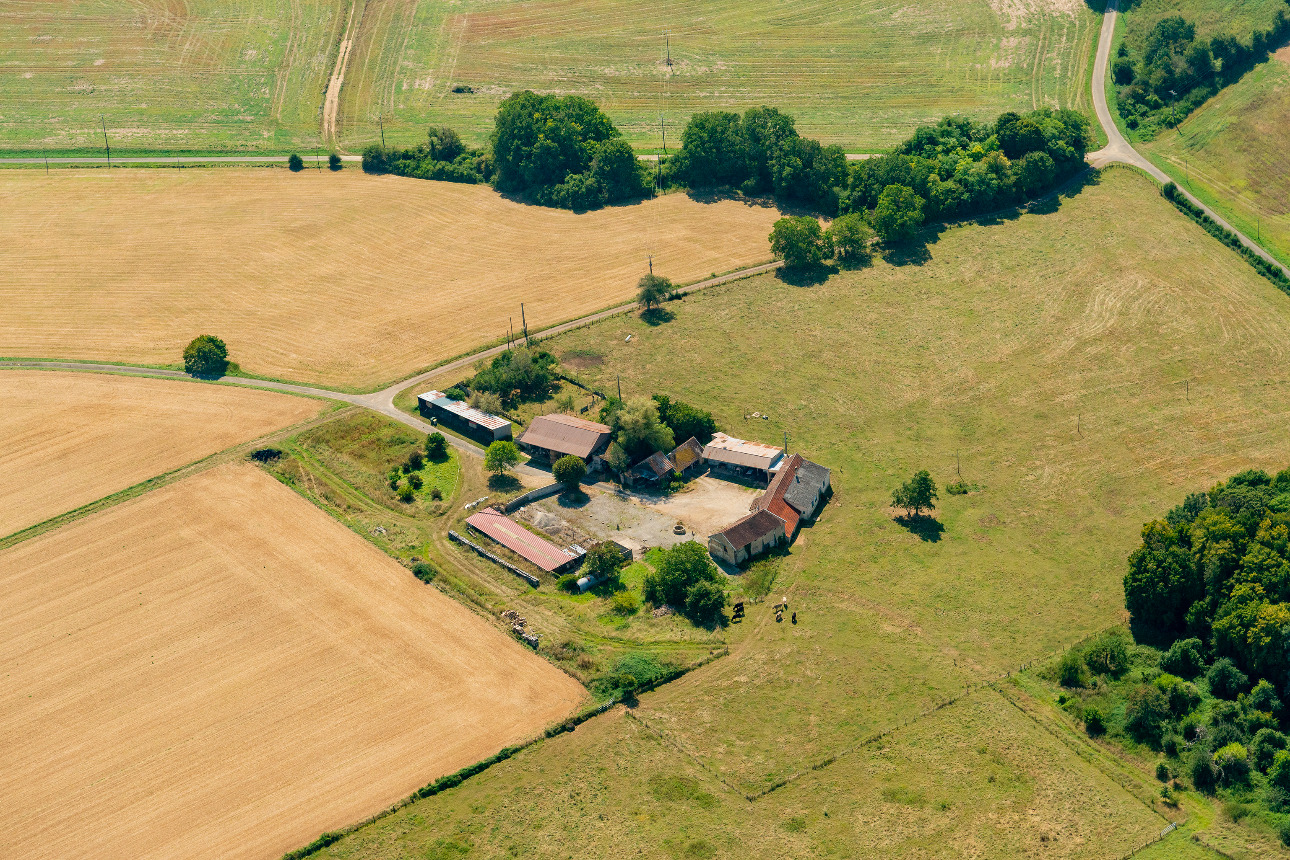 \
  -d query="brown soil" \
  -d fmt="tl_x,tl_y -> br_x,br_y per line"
0,370 -> 321,537
0,463 -> 584,860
